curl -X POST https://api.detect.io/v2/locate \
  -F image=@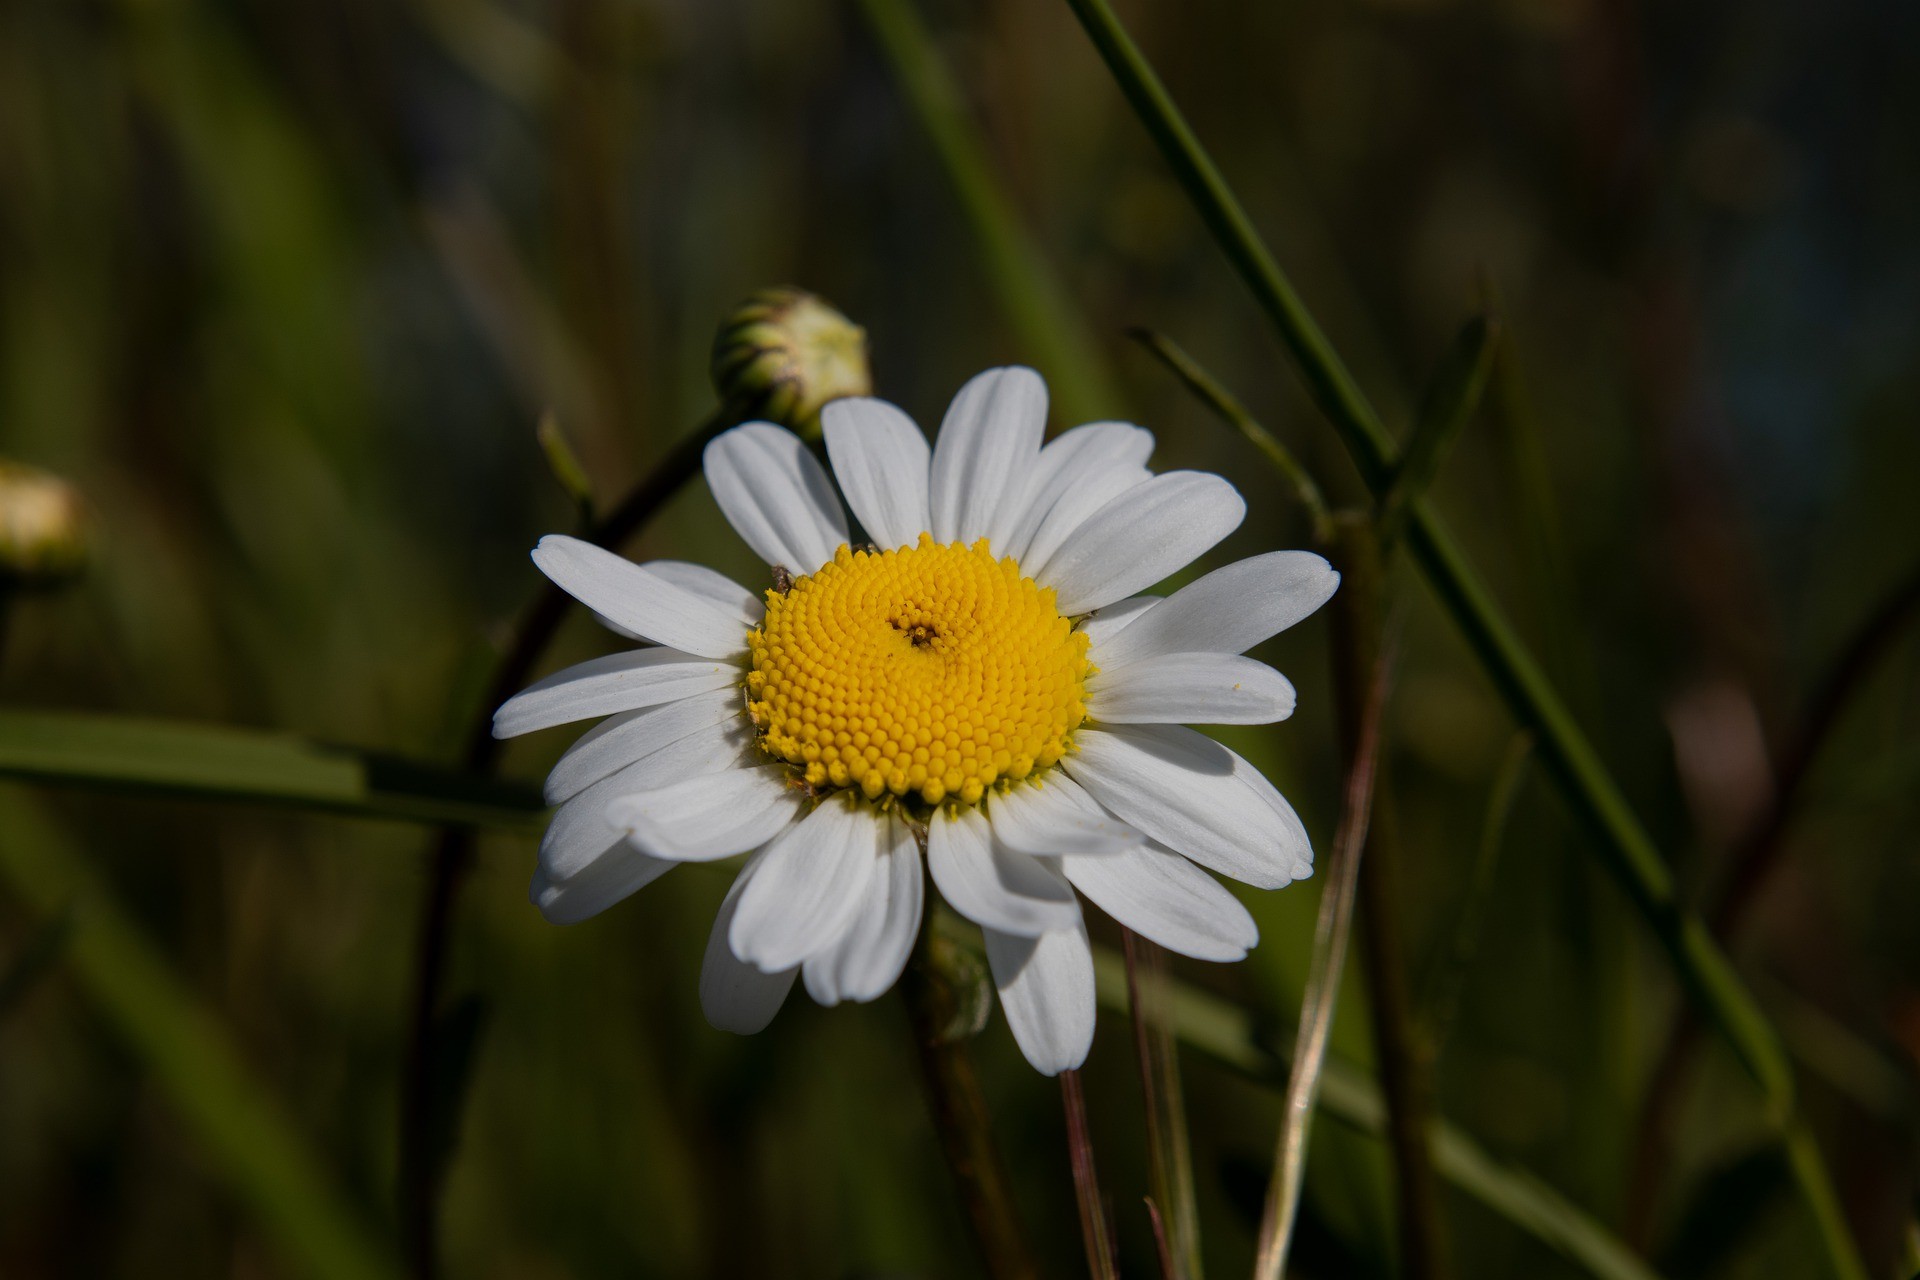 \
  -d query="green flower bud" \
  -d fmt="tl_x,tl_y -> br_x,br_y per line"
0,460 -> 90,587
711,287 -> 871,438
